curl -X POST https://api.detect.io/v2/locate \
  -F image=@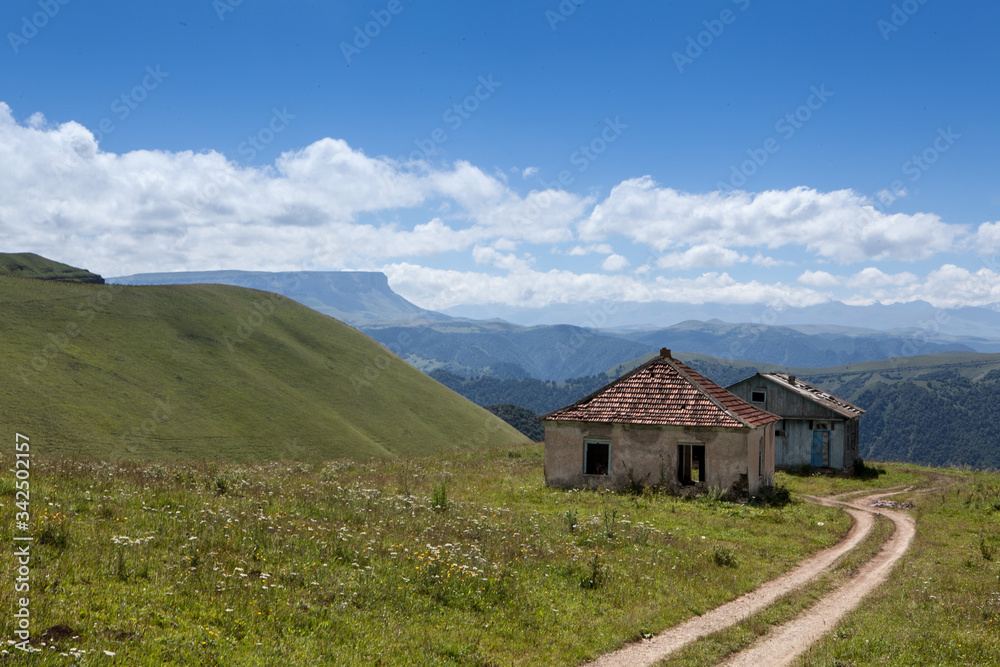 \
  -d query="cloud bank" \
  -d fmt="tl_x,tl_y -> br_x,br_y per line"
1,102 -> 997,310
